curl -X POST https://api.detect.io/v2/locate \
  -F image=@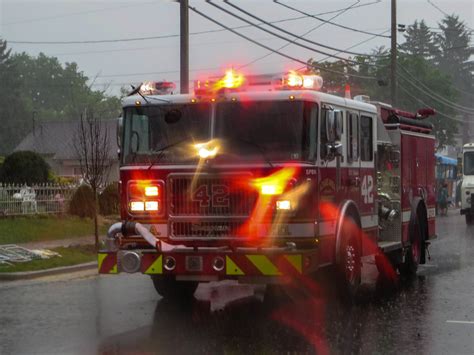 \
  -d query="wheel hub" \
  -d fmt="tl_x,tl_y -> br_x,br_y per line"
345,245 -> 357,281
